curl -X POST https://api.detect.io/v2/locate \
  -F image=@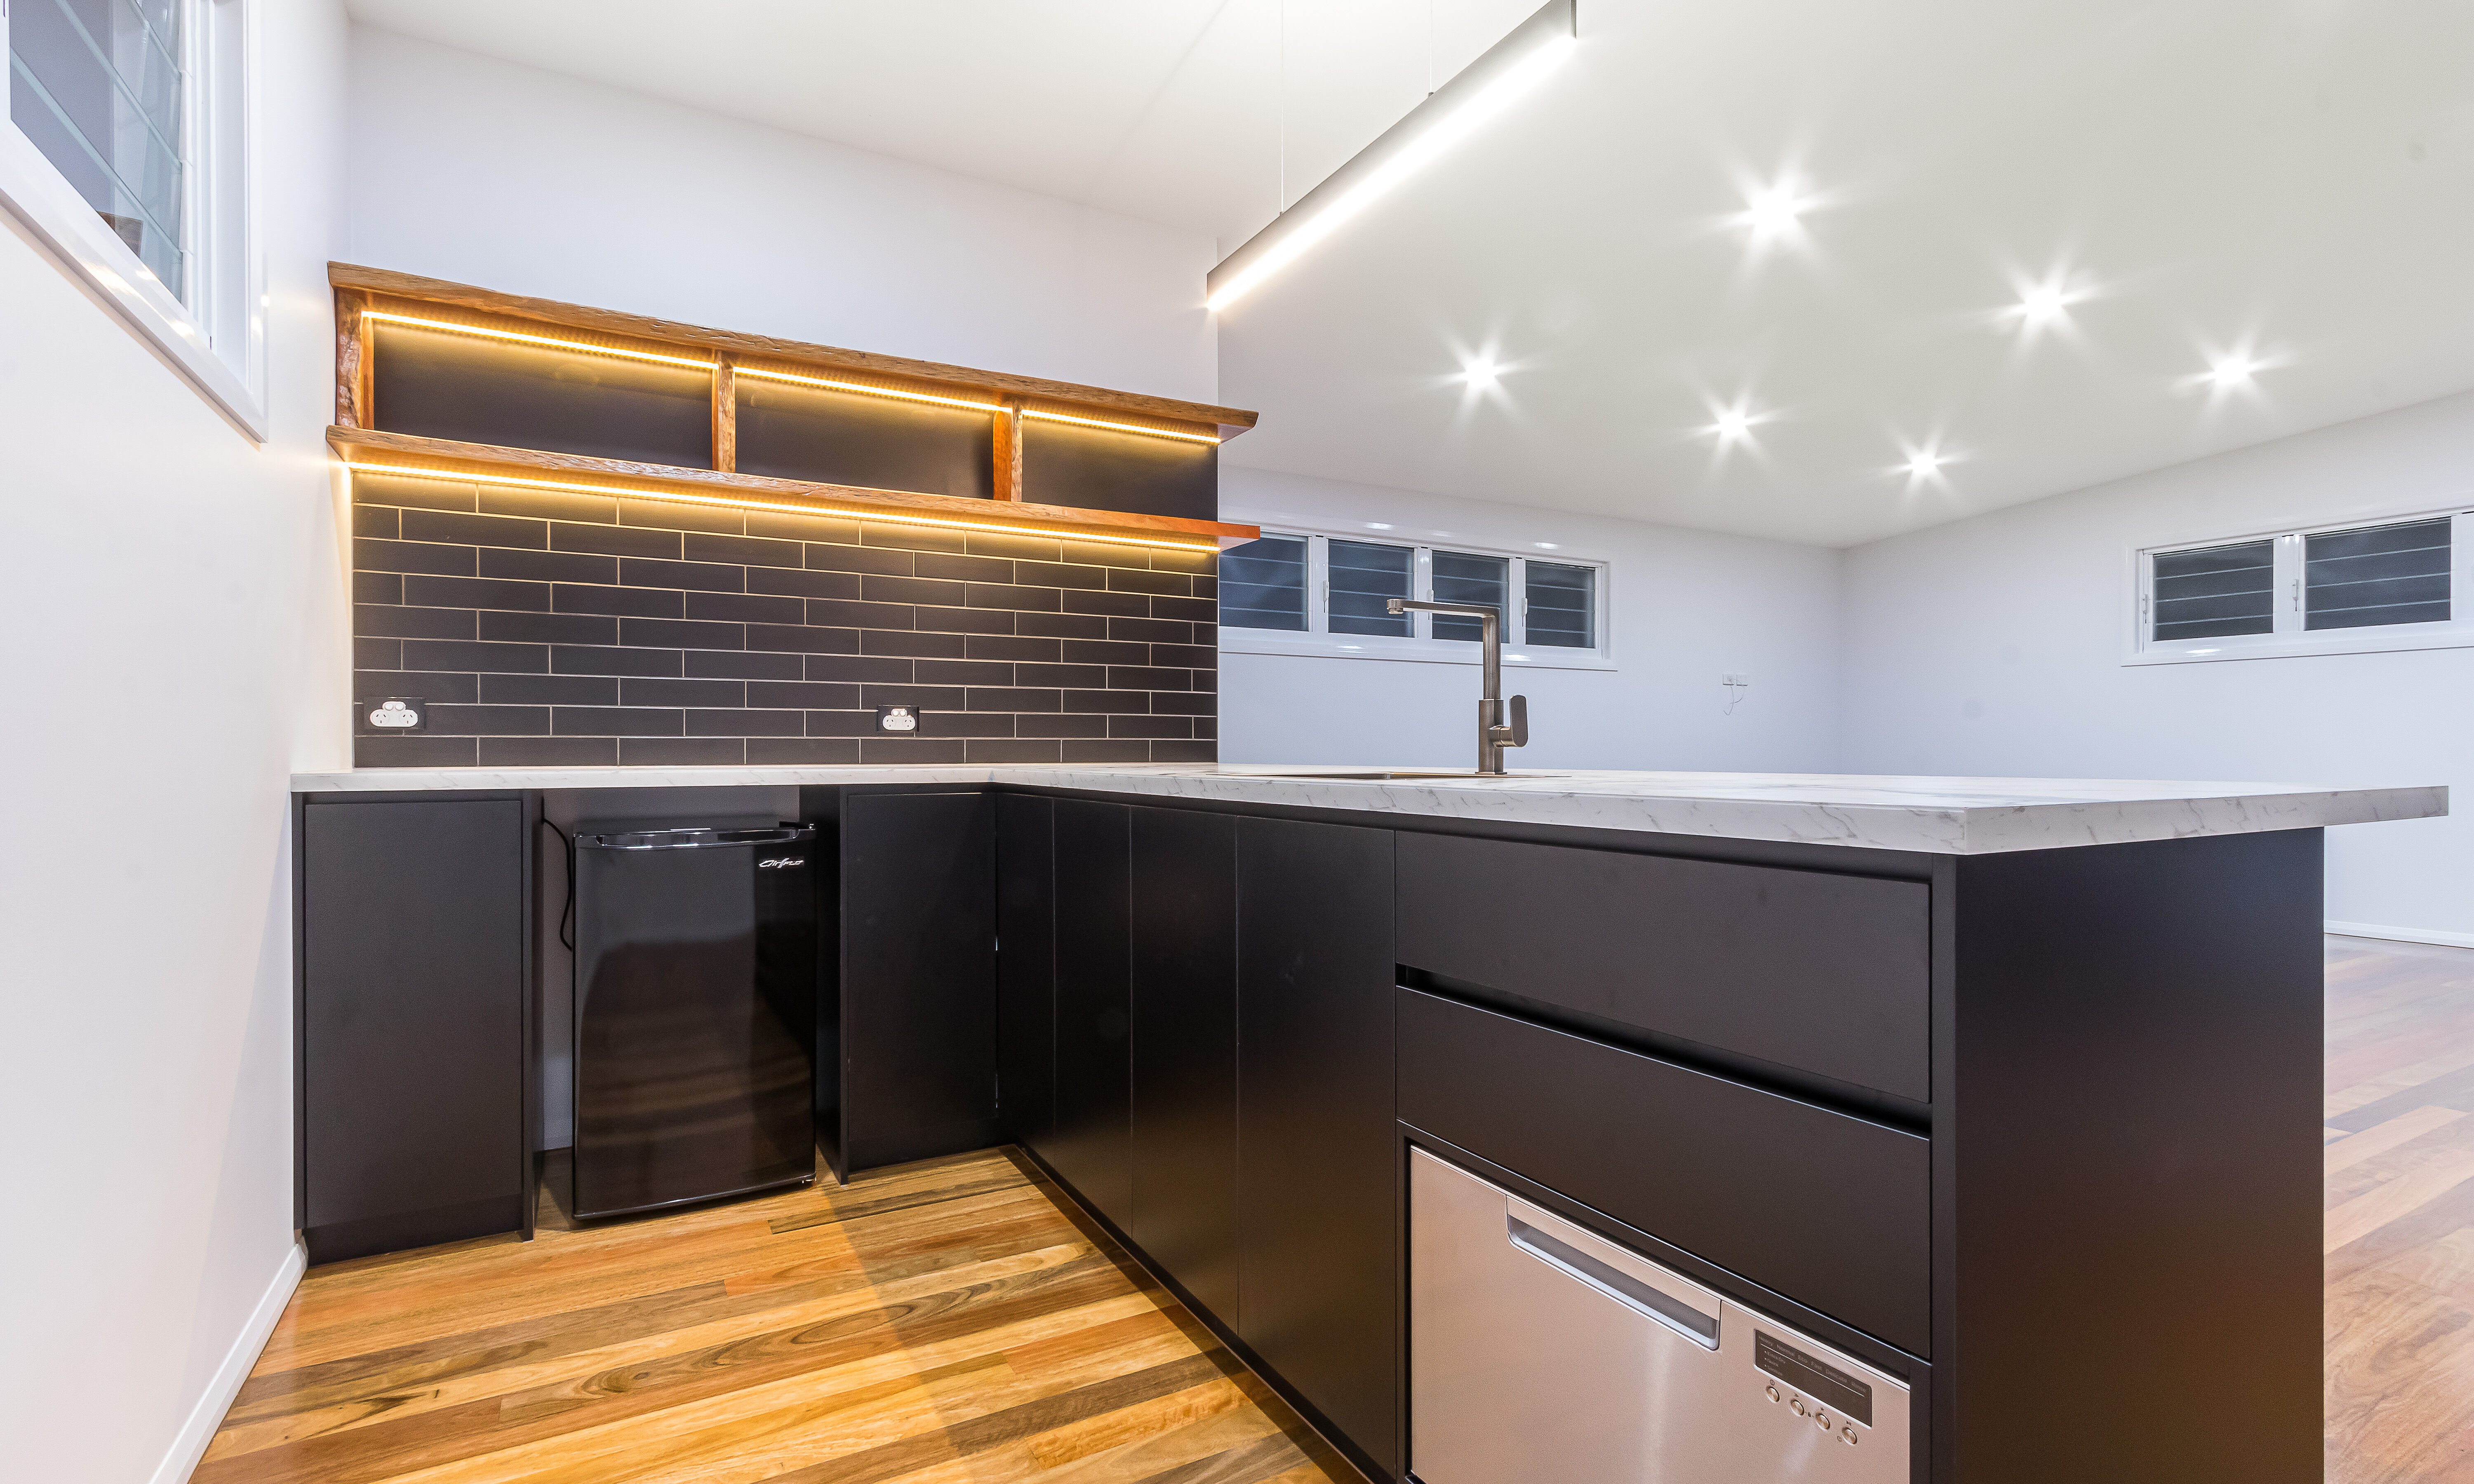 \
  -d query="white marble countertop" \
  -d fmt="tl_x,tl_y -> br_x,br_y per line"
287,764 -> 2447,855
